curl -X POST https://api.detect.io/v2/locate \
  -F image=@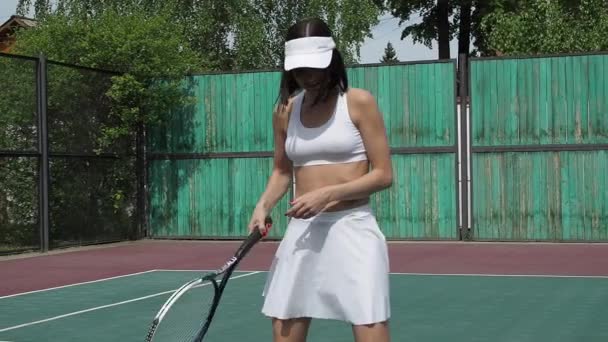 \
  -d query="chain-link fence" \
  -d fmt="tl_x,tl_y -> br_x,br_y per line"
0,53 -> 142,254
